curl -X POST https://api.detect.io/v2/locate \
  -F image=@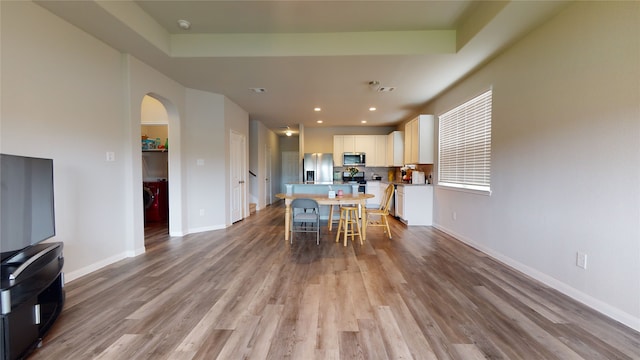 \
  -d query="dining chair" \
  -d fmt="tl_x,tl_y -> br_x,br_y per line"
364,184 -> 395,239
290,198 -> 320,245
